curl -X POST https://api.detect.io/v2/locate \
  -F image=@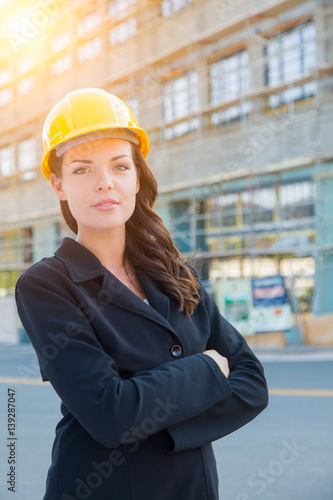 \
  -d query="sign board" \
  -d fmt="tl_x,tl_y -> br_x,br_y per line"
215,279 -> 255,335
215,274 -> 292,335
251,275 -> 288,307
